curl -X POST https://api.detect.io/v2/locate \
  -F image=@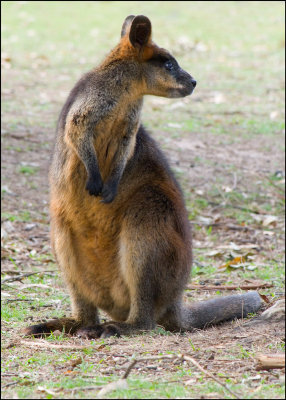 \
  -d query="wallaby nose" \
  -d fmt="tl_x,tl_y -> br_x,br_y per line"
191,79 -> 197,88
